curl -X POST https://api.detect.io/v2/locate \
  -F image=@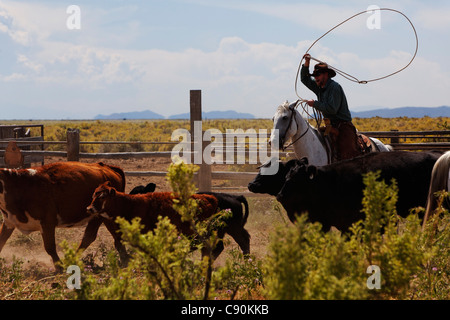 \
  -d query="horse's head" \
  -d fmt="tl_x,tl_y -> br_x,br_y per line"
270,100 -> 299,150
